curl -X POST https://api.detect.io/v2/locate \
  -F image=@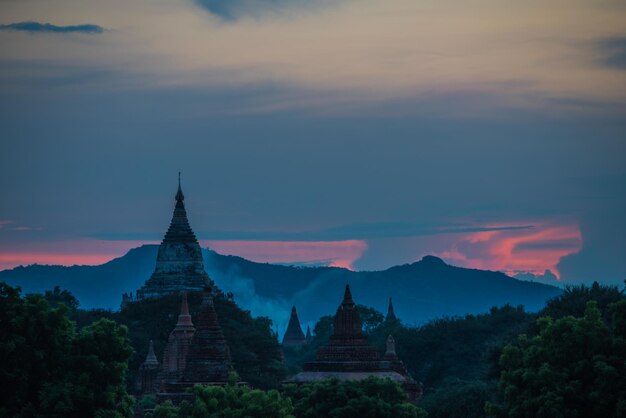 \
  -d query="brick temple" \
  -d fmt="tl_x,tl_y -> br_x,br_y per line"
123,174 -> 214,305
136,288 -> 238,402
288,285 -> 422,402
